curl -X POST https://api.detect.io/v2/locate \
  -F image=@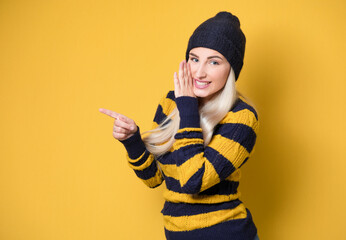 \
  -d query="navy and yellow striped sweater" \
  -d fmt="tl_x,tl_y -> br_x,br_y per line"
120,90 -> 259,240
